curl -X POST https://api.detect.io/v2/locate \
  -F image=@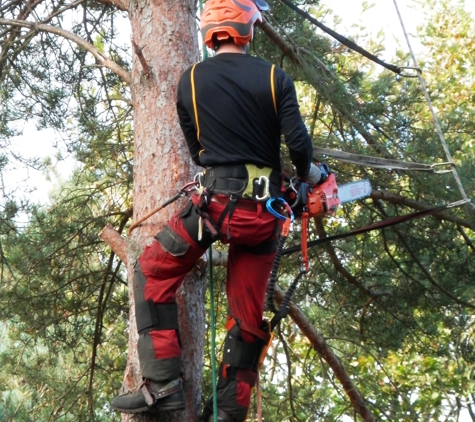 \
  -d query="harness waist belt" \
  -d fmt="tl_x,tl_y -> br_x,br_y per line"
201,164 -> 280,200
